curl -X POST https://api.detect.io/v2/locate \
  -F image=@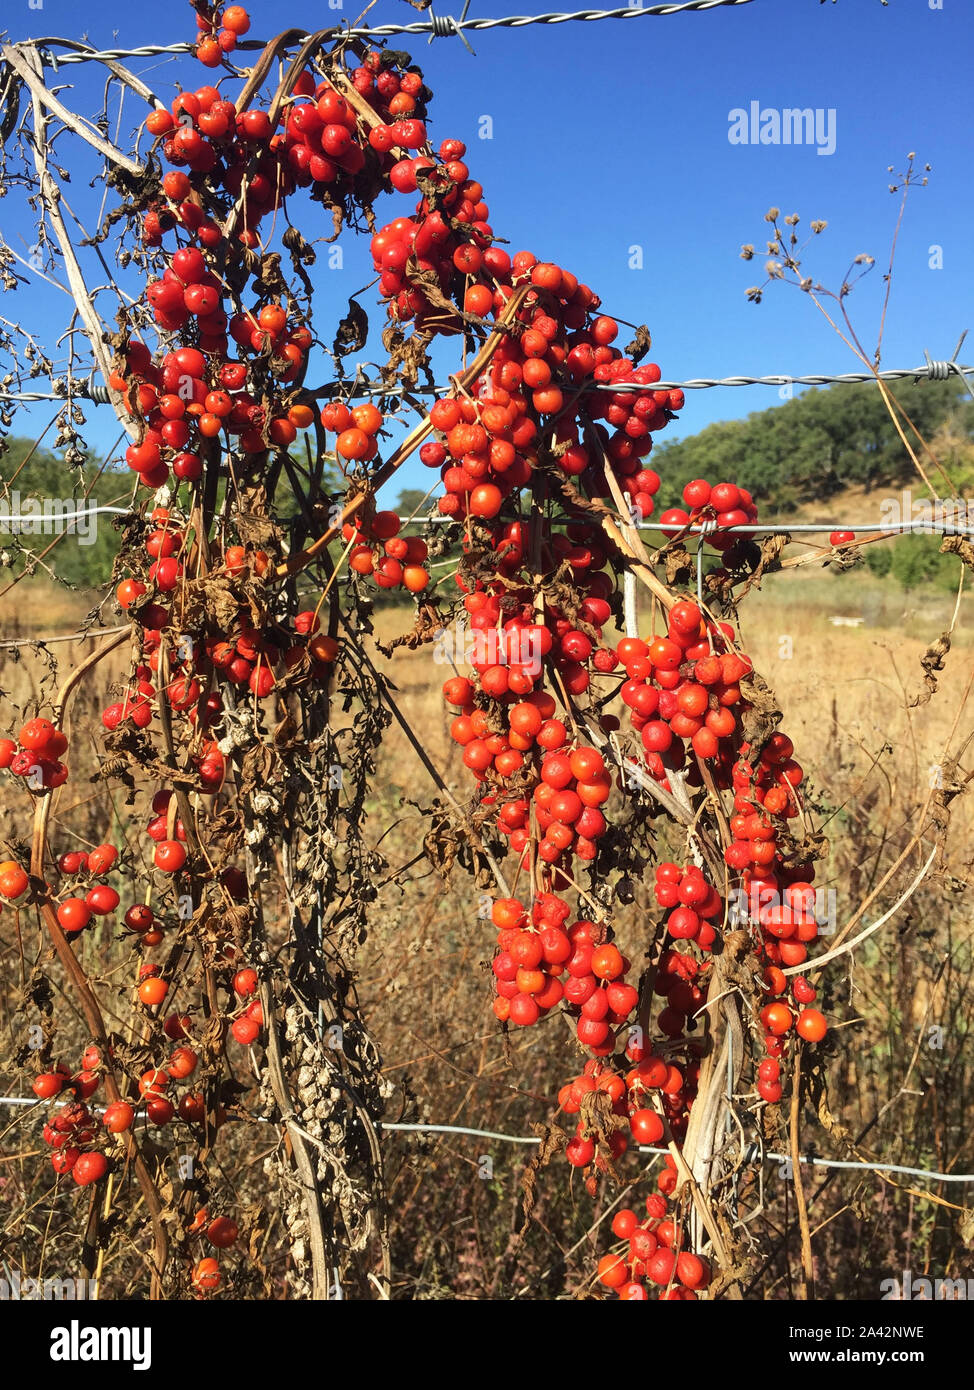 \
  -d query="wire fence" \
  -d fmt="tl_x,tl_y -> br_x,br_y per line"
22,1 -> 755,70
0,1095 -> 967,1185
